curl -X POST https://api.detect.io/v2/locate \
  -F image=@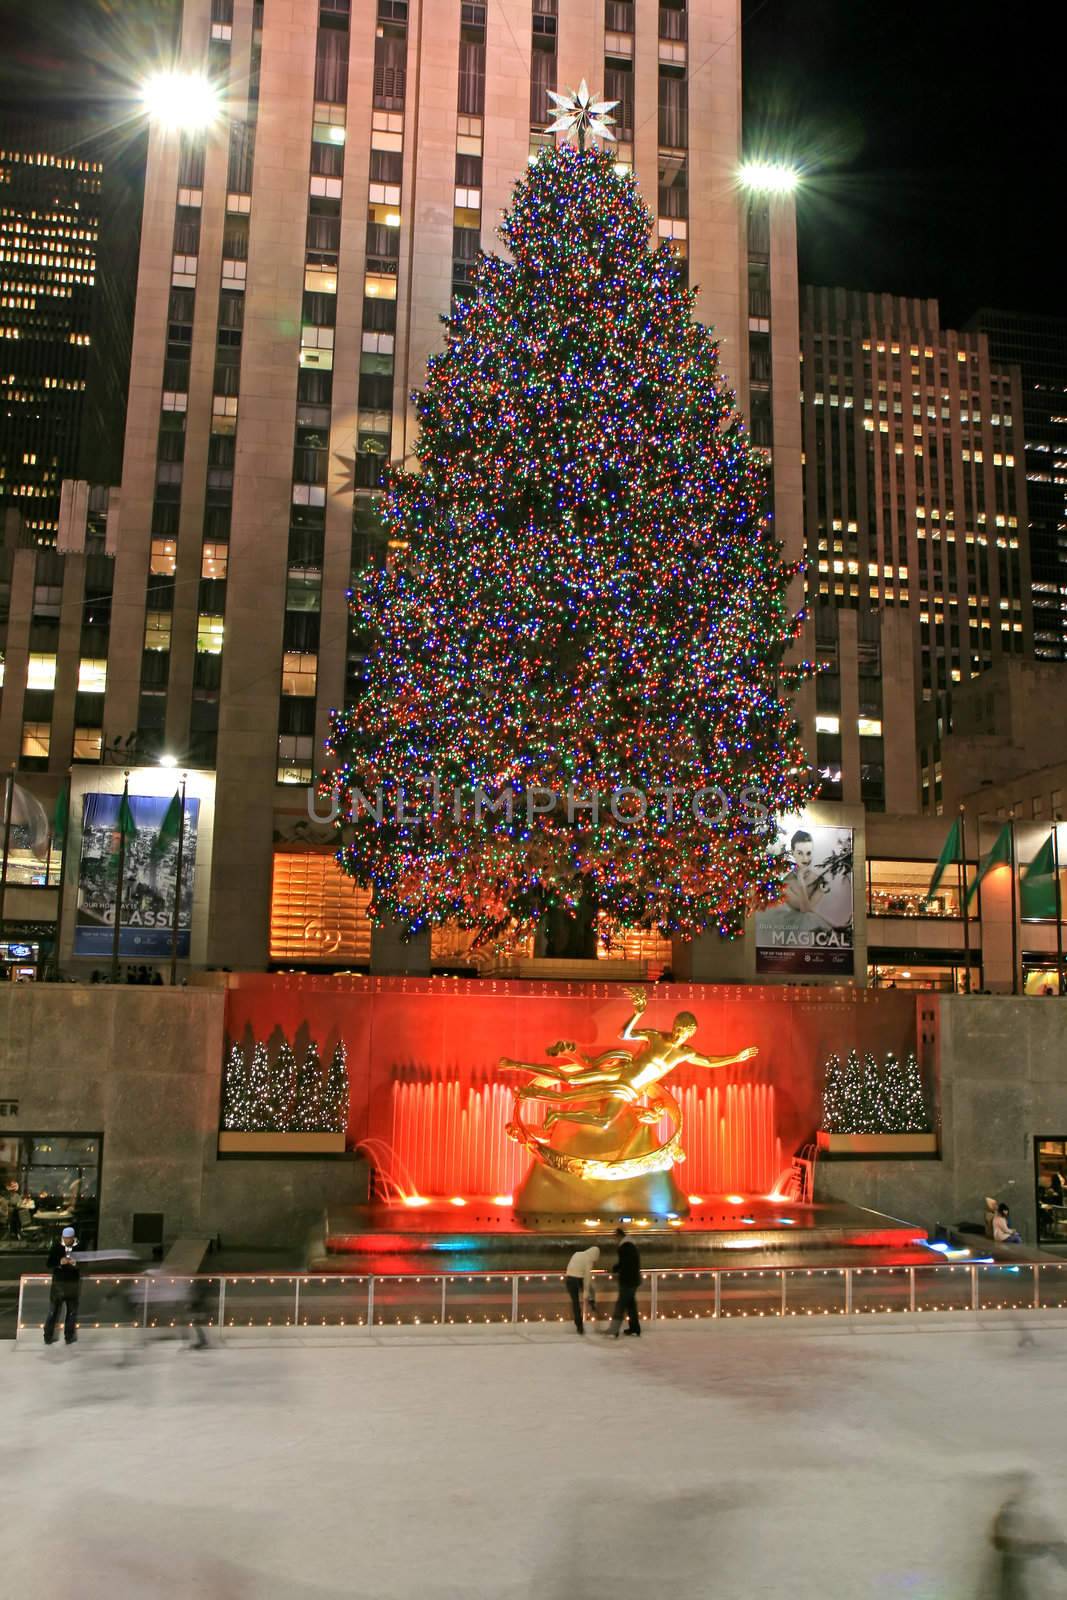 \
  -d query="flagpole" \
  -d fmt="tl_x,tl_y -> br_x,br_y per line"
168,773 -> 187,987
0,764 -> 14,953
50,769 -> 72,981
1054,818 -> 1064,996
958,805 -> 972,994
1017,819 -> 1023,992
110,773 -> 130,985
974,814 -> 986,993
